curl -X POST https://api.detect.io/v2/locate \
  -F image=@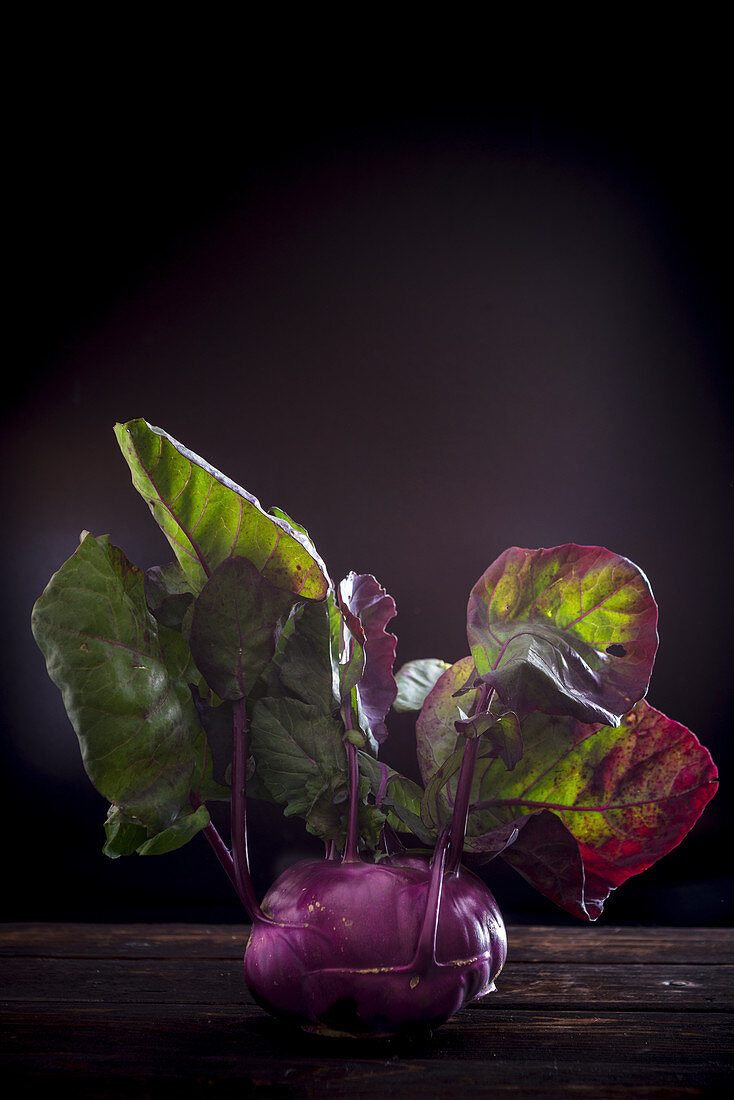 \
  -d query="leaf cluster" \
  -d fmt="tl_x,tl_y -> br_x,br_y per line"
31,423 -> 718,921
408,545 -> 718,919
31,421 -> 416,858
